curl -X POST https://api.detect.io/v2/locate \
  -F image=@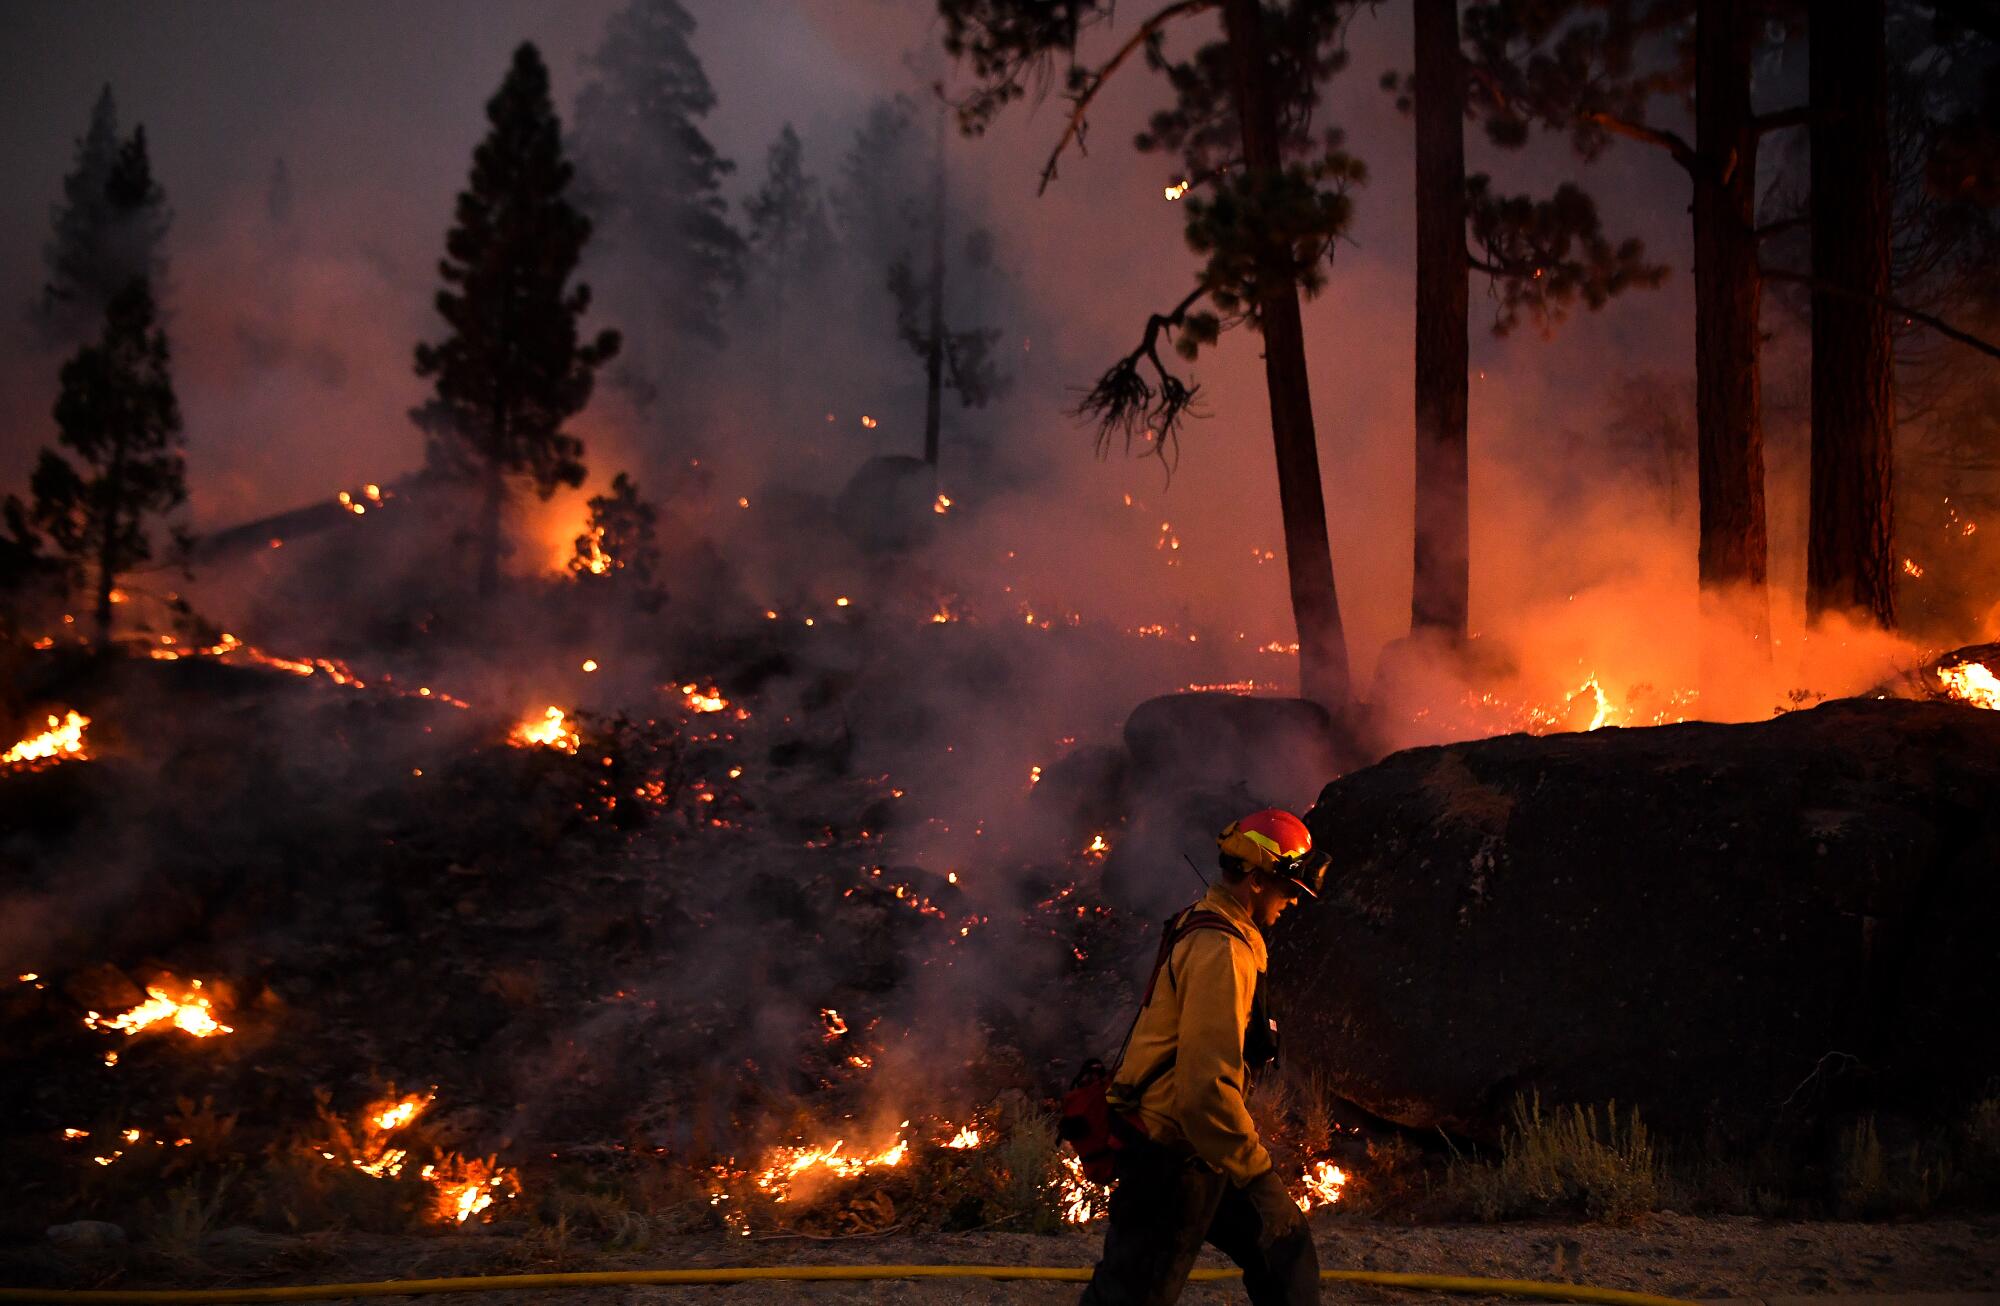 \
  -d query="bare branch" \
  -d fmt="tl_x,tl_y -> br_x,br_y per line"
1077,283 -> 1211,477
1038,0 -> 1217,195
1761,267 -> 2000,361
1581,111 -> 1696,173
1754,105 -> 1812,137
1755,215 -> 1811,242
